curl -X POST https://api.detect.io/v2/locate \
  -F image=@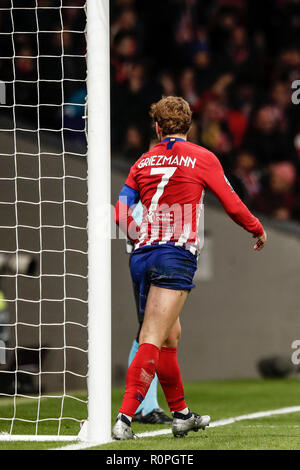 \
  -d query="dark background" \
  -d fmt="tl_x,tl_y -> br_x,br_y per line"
110,0 -> 300,223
